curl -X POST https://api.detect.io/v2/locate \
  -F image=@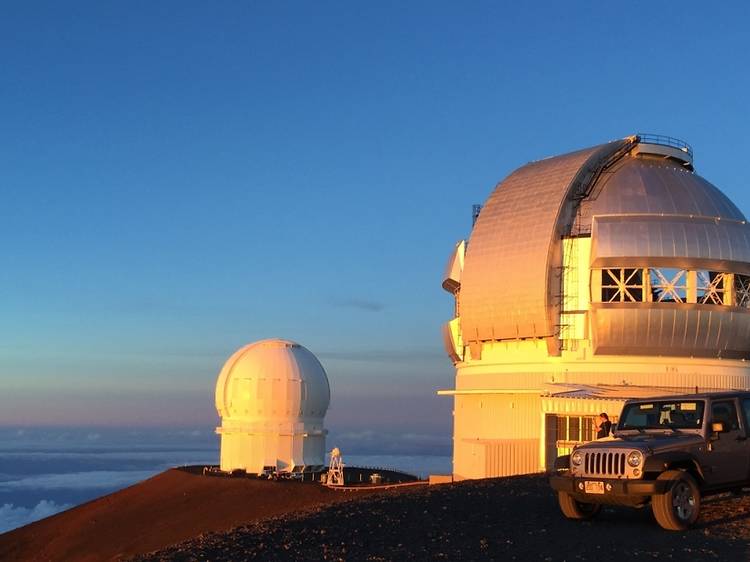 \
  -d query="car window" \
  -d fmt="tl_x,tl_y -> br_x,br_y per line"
619,400 -> 704,430
711,400 -> 740,432
741,399 -> 750,432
